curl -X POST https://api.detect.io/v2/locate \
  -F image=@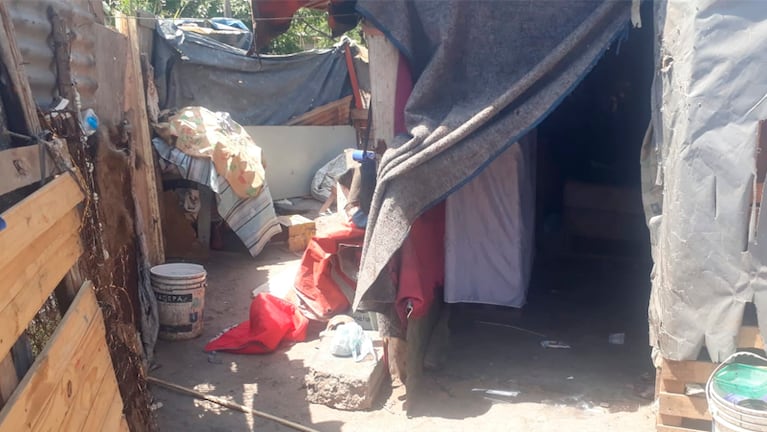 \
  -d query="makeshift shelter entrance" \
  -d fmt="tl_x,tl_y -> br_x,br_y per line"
353,0 -> 636,313
353,0 -> 766,417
